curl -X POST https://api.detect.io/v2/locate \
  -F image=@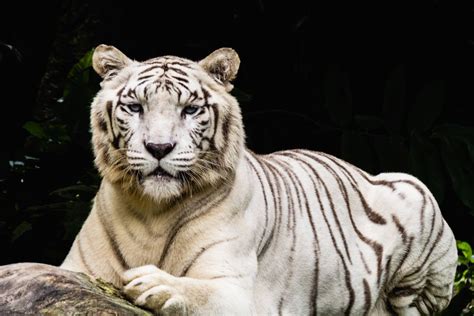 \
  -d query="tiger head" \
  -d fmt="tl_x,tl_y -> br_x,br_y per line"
90,45 -> 244,203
